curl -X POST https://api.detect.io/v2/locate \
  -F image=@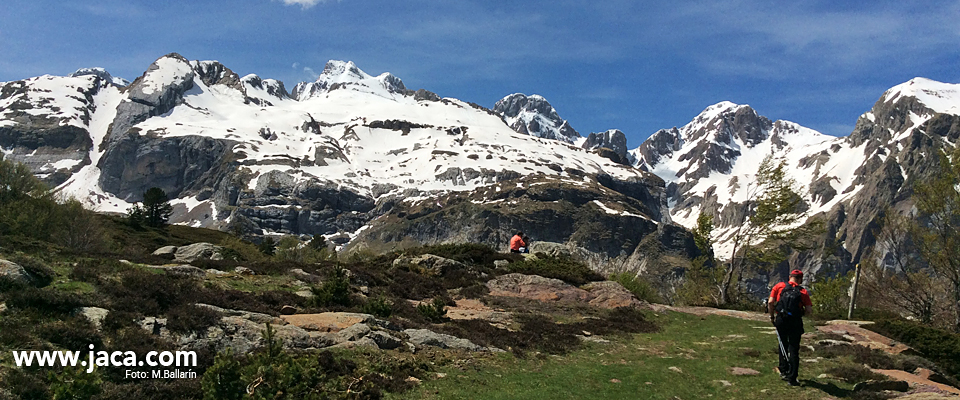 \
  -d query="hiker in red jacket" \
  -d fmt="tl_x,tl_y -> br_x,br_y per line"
768,269 -> 813,386
509,231 -> 528,254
